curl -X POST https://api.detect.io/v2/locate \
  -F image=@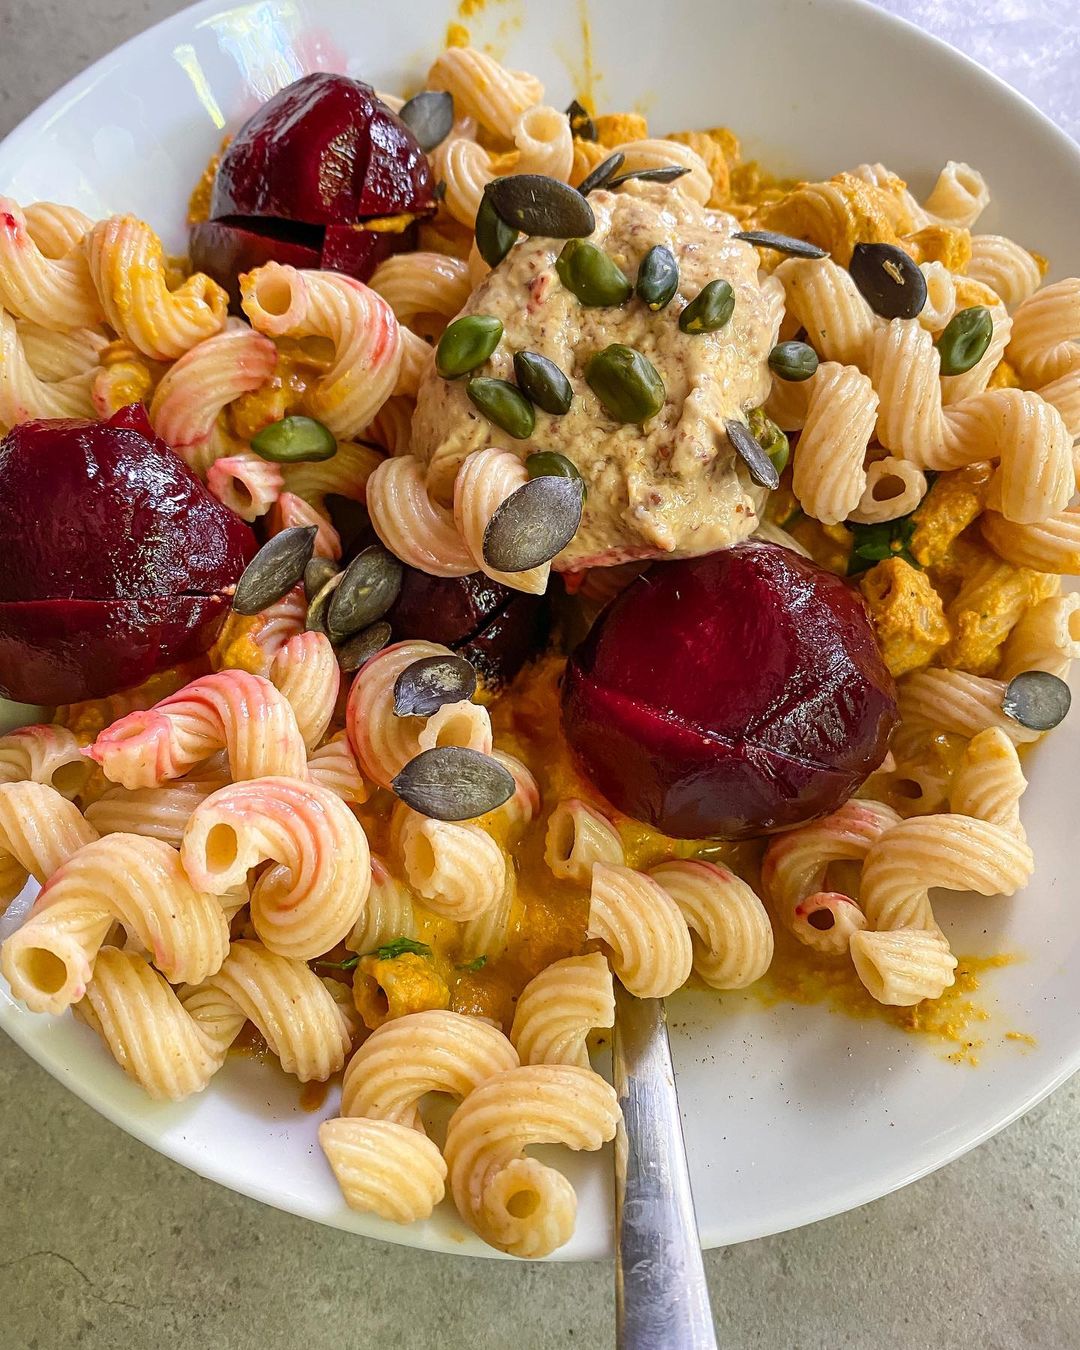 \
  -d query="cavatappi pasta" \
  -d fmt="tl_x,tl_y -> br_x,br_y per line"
2,40 -> 1078,1259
